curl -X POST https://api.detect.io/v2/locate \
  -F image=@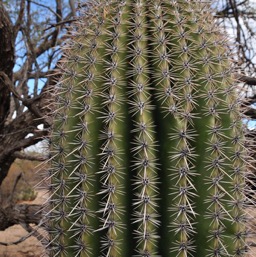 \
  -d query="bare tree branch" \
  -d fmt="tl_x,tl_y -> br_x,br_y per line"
0,203 -> 42,231
30,0 -> 61,19
0,71 -> 44,119
13,0 -> 25,38
69,0 -> 76,17
43,18 -> 77,31
235,74 -> 256,86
